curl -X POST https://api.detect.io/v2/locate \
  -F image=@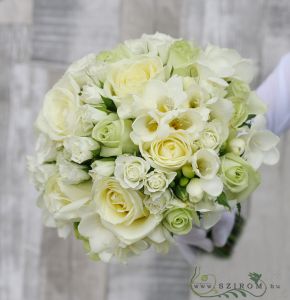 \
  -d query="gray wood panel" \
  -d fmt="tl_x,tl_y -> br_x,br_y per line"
1,1 -> 290,299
